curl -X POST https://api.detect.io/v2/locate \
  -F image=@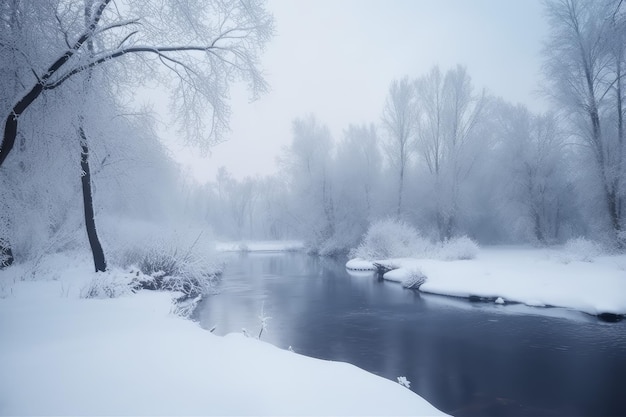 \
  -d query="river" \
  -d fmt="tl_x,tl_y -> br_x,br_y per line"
194,252 -> 626,416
